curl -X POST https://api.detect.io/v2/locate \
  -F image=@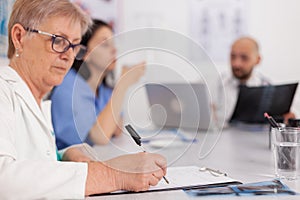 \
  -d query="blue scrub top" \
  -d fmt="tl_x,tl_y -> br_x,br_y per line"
51,68 -> 113,150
